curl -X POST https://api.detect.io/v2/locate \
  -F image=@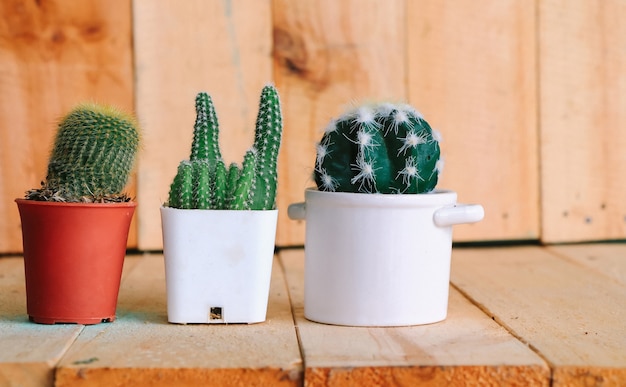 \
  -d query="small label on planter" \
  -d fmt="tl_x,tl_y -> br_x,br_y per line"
209,307 -> 223,321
